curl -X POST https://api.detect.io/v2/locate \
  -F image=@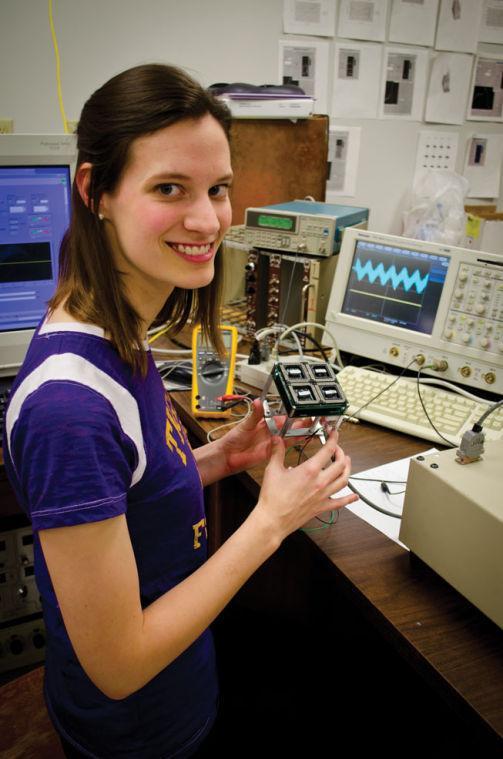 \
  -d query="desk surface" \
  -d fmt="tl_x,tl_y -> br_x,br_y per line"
170,387 -> 503,748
